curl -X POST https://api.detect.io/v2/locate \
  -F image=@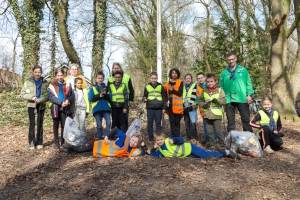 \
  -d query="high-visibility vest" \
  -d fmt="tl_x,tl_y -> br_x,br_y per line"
196,85 -> 205,117
183,83 -> 196,103
203,88 -> 222,116
110,83 -> 125,103
258,110 -> 279,127
164,79 -> 183,114
92,136 -> 141,157
109,74 -> 131,94
91,86 -> 111,109
146,84 -> 162,101
158,138 -> 191,157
